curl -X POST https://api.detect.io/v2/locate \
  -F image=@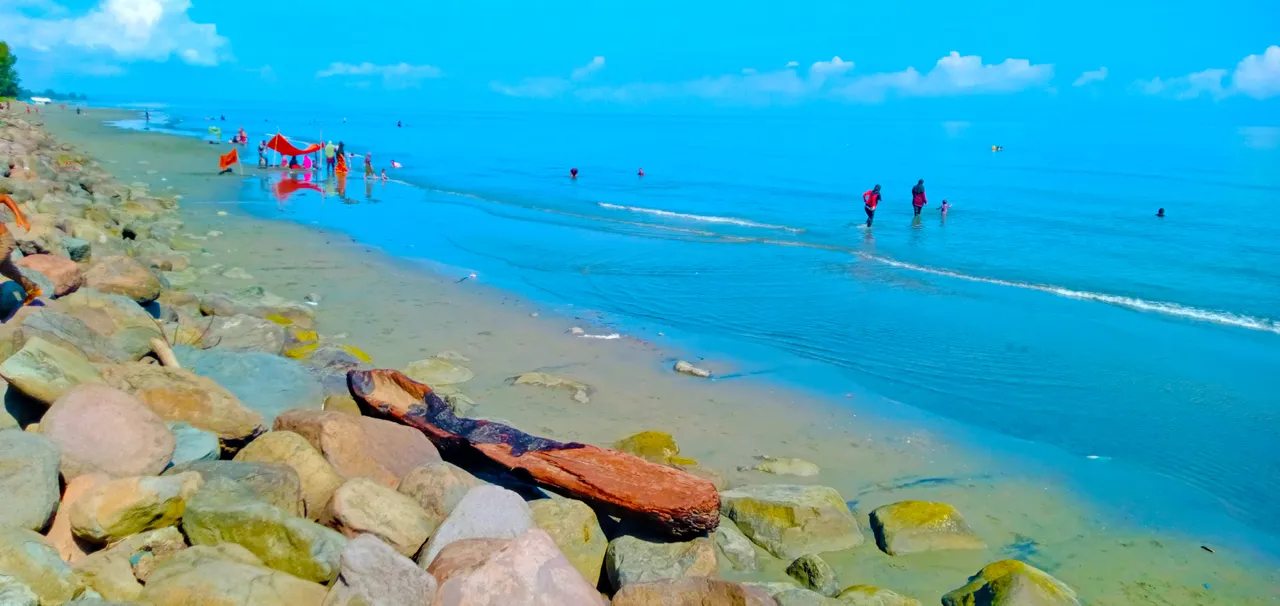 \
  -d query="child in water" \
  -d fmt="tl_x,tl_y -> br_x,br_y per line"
940,200 -> 951,215
381,169 -> 387,181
